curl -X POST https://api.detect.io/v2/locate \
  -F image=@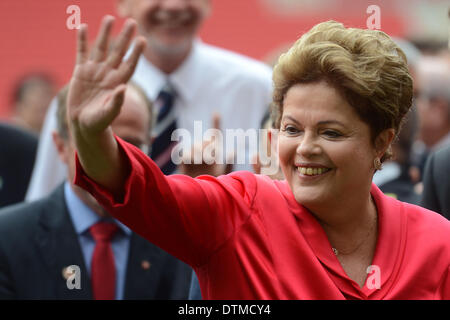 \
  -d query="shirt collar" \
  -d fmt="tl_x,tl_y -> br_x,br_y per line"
131,39 -> 204,104
64,182 -> 131,236
168,39 -> 203,103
